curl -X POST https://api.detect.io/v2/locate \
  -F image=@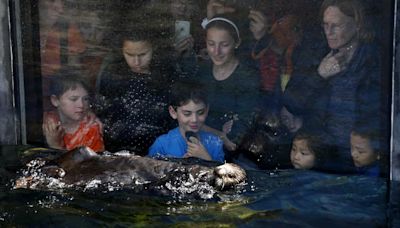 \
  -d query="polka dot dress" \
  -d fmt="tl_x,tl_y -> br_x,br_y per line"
97,62 -> 174,155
